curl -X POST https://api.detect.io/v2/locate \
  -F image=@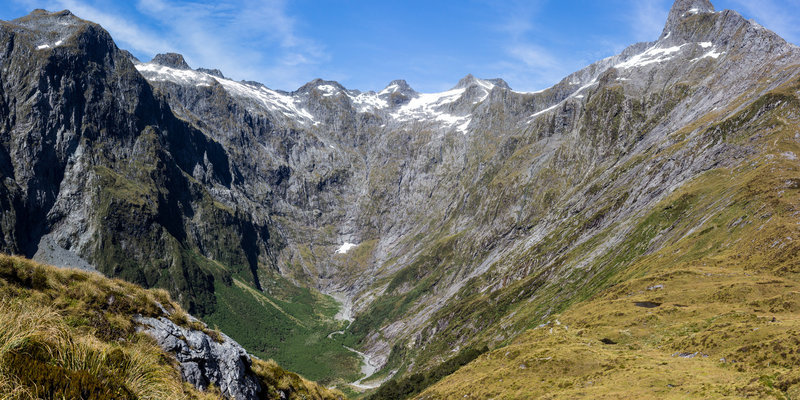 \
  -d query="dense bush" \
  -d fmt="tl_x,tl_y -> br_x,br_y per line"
368,345 -> 489,400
